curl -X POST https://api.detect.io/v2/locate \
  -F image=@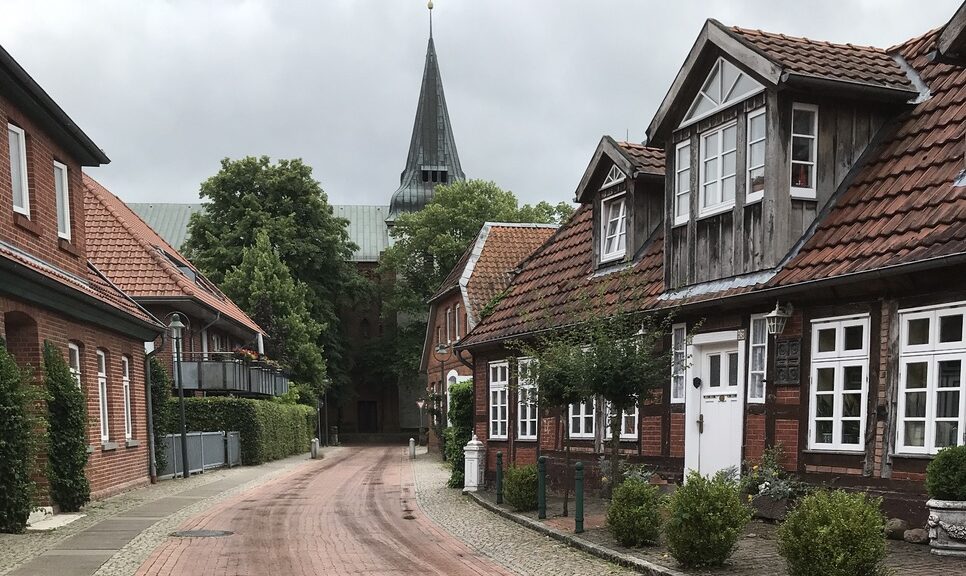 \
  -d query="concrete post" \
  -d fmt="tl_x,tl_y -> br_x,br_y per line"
537,456 -> 547,520
496,452 -> 504,504
575,461 -> 585,534
409,437 -> 416,459
311,438 -> 319,459
463,434 -> 485,492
